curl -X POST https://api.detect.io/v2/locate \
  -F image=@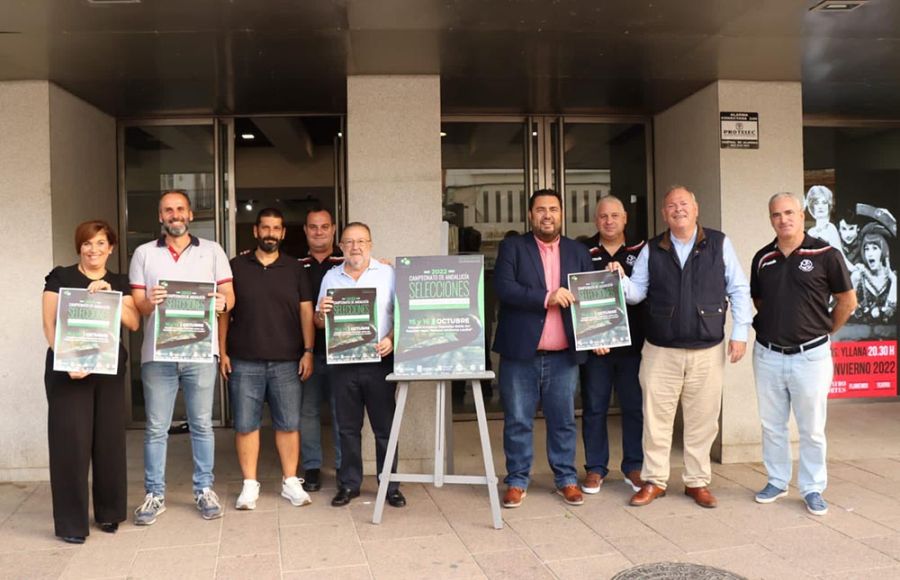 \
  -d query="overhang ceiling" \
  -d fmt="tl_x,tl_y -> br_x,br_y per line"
0,0 -> 897,118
